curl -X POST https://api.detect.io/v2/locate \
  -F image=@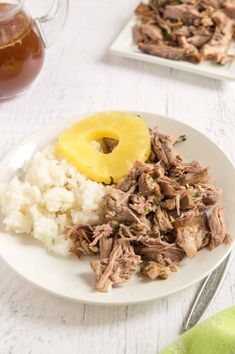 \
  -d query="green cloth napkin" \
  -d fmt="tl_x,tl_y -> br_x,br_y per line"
161,306 -> 235,354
